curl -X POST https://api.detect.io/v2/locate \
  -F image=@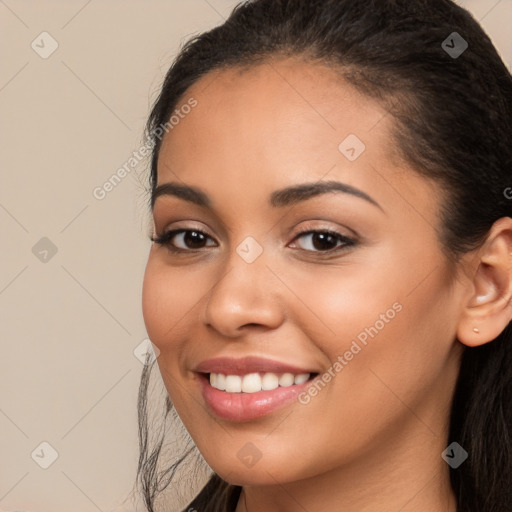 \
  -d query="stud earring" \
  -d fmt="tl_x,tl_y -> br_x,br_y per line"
473,327 -> 480,333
